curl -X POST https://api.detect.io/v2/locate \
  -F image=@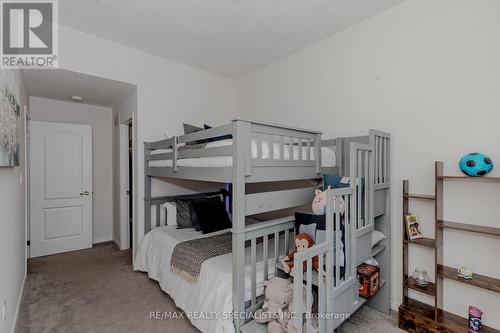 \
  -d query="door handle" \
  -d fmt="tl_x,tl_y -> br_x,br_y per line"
80,191 -> 90,196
